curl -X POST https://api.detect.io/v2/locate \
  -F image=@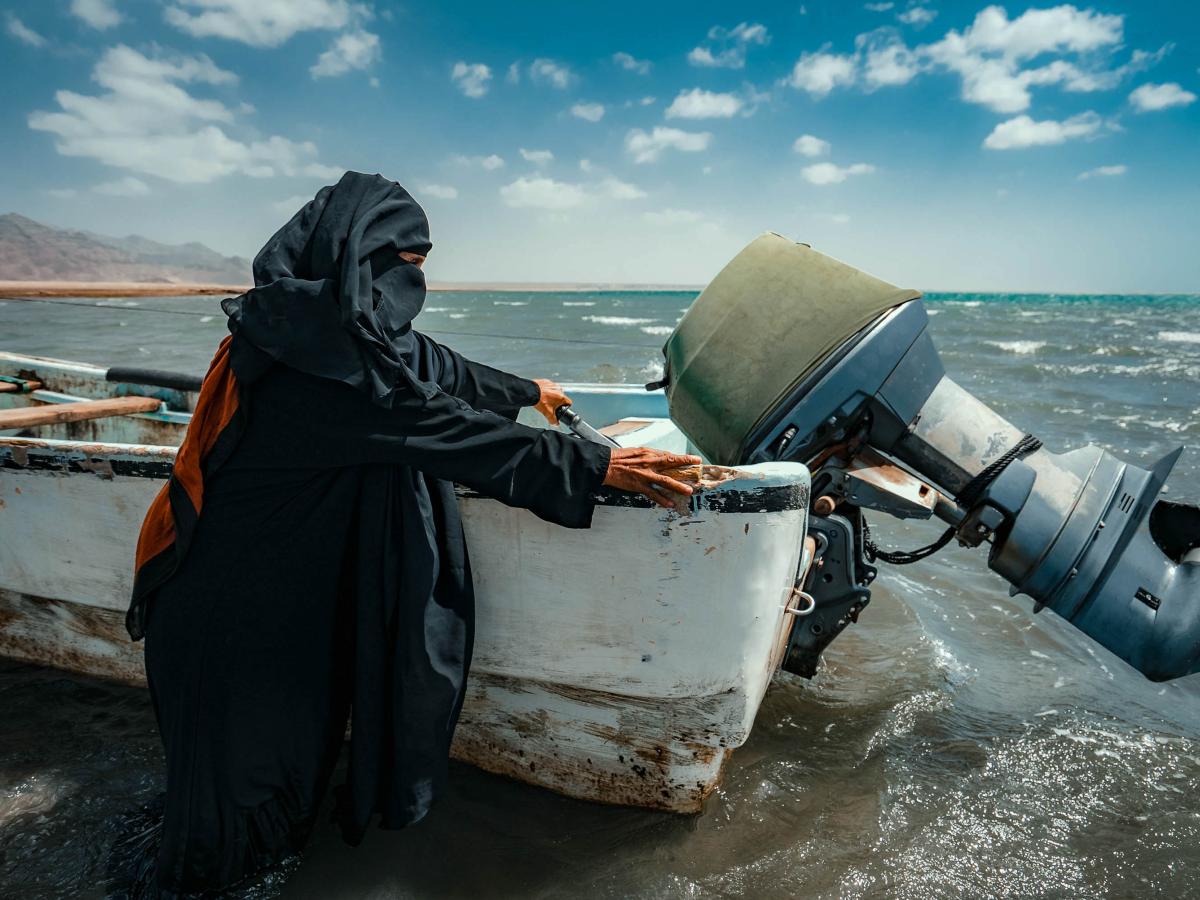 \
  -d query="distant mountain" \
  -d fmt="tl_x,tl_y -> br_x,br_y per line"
0,213 -> 250,284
